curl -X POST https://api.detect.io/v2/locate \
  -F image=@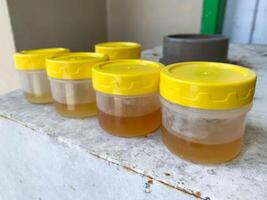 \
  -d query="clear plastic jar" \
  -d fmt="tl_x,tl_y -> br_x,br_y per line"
93,59 -> 163,137
96,91 -> 161,137
14,48 -> 69,103
46,52 -> 108,118
160,62 -> 257,164
17,70 -> 52,103
50,79 -> 96,118
95,42 -> 141,60
161,97 -> 251,164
